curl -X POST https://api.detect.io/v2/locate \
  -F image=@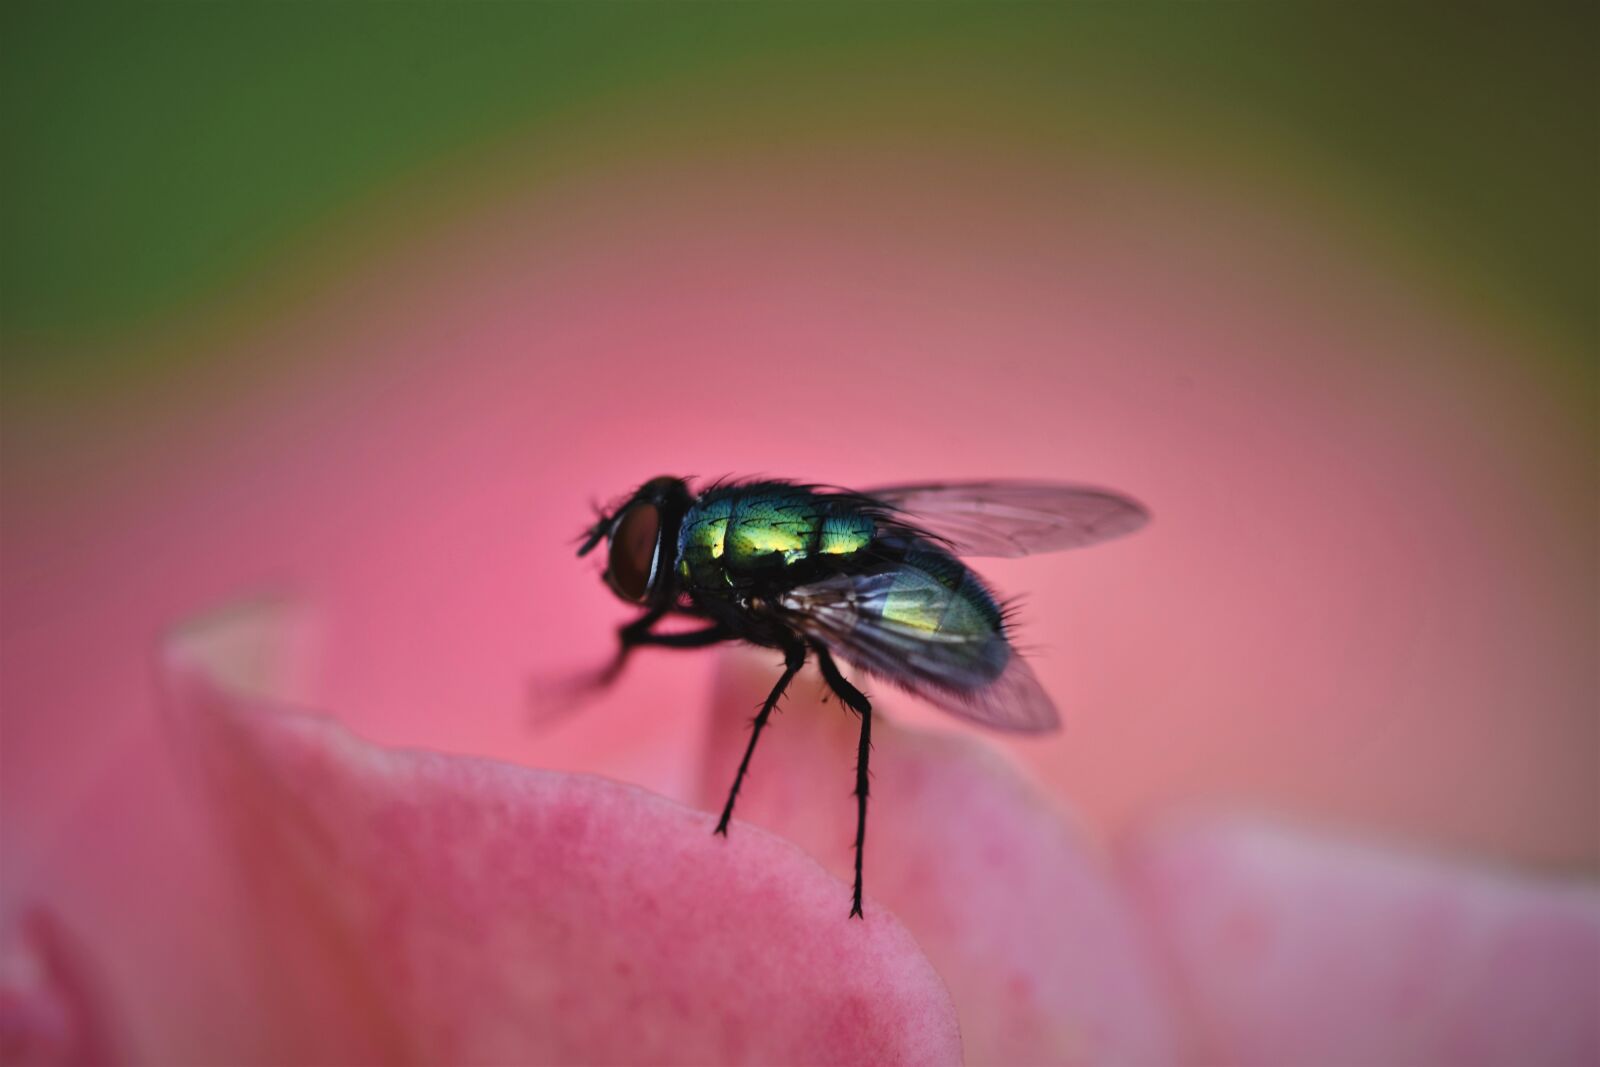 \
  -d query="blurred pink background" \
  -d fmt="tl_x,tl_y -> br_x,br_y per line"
2,96 -> 1595,1062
